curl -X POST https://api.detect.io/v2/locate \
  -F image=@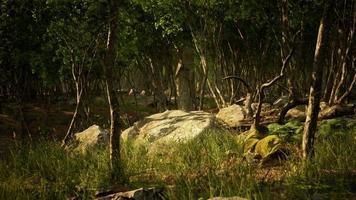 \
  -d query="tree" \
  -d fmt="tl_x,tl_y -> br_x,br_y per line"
102,0 -> 122,181
47,0 -> 104,146
302,0 -> 335,160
